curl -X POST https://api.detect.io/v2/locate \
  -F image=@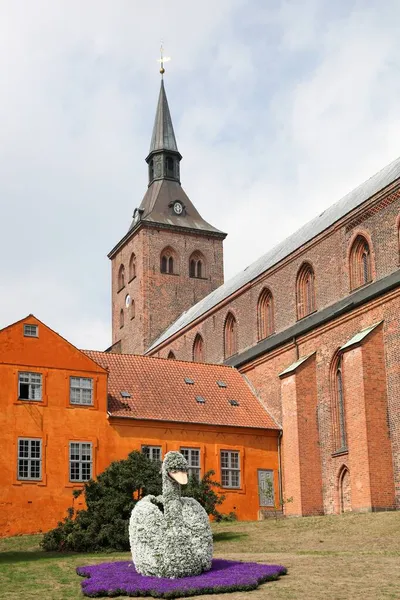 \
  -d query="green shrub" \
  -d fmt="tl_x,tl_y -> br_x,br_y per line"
41,452 -> 225,552
182,470 -> 225,518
